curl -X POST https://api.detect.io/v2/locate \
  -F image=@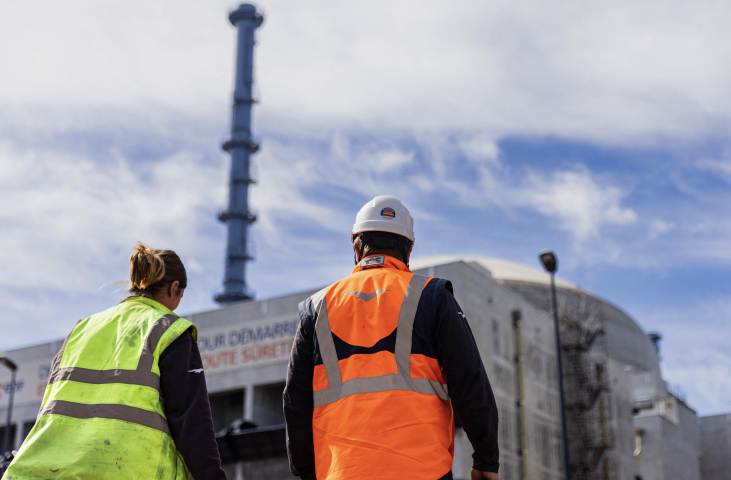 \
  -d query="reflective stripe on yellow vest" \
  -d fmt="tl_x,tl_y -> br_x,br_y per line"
311,258 -> 454,480
3,297 -> 196,480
